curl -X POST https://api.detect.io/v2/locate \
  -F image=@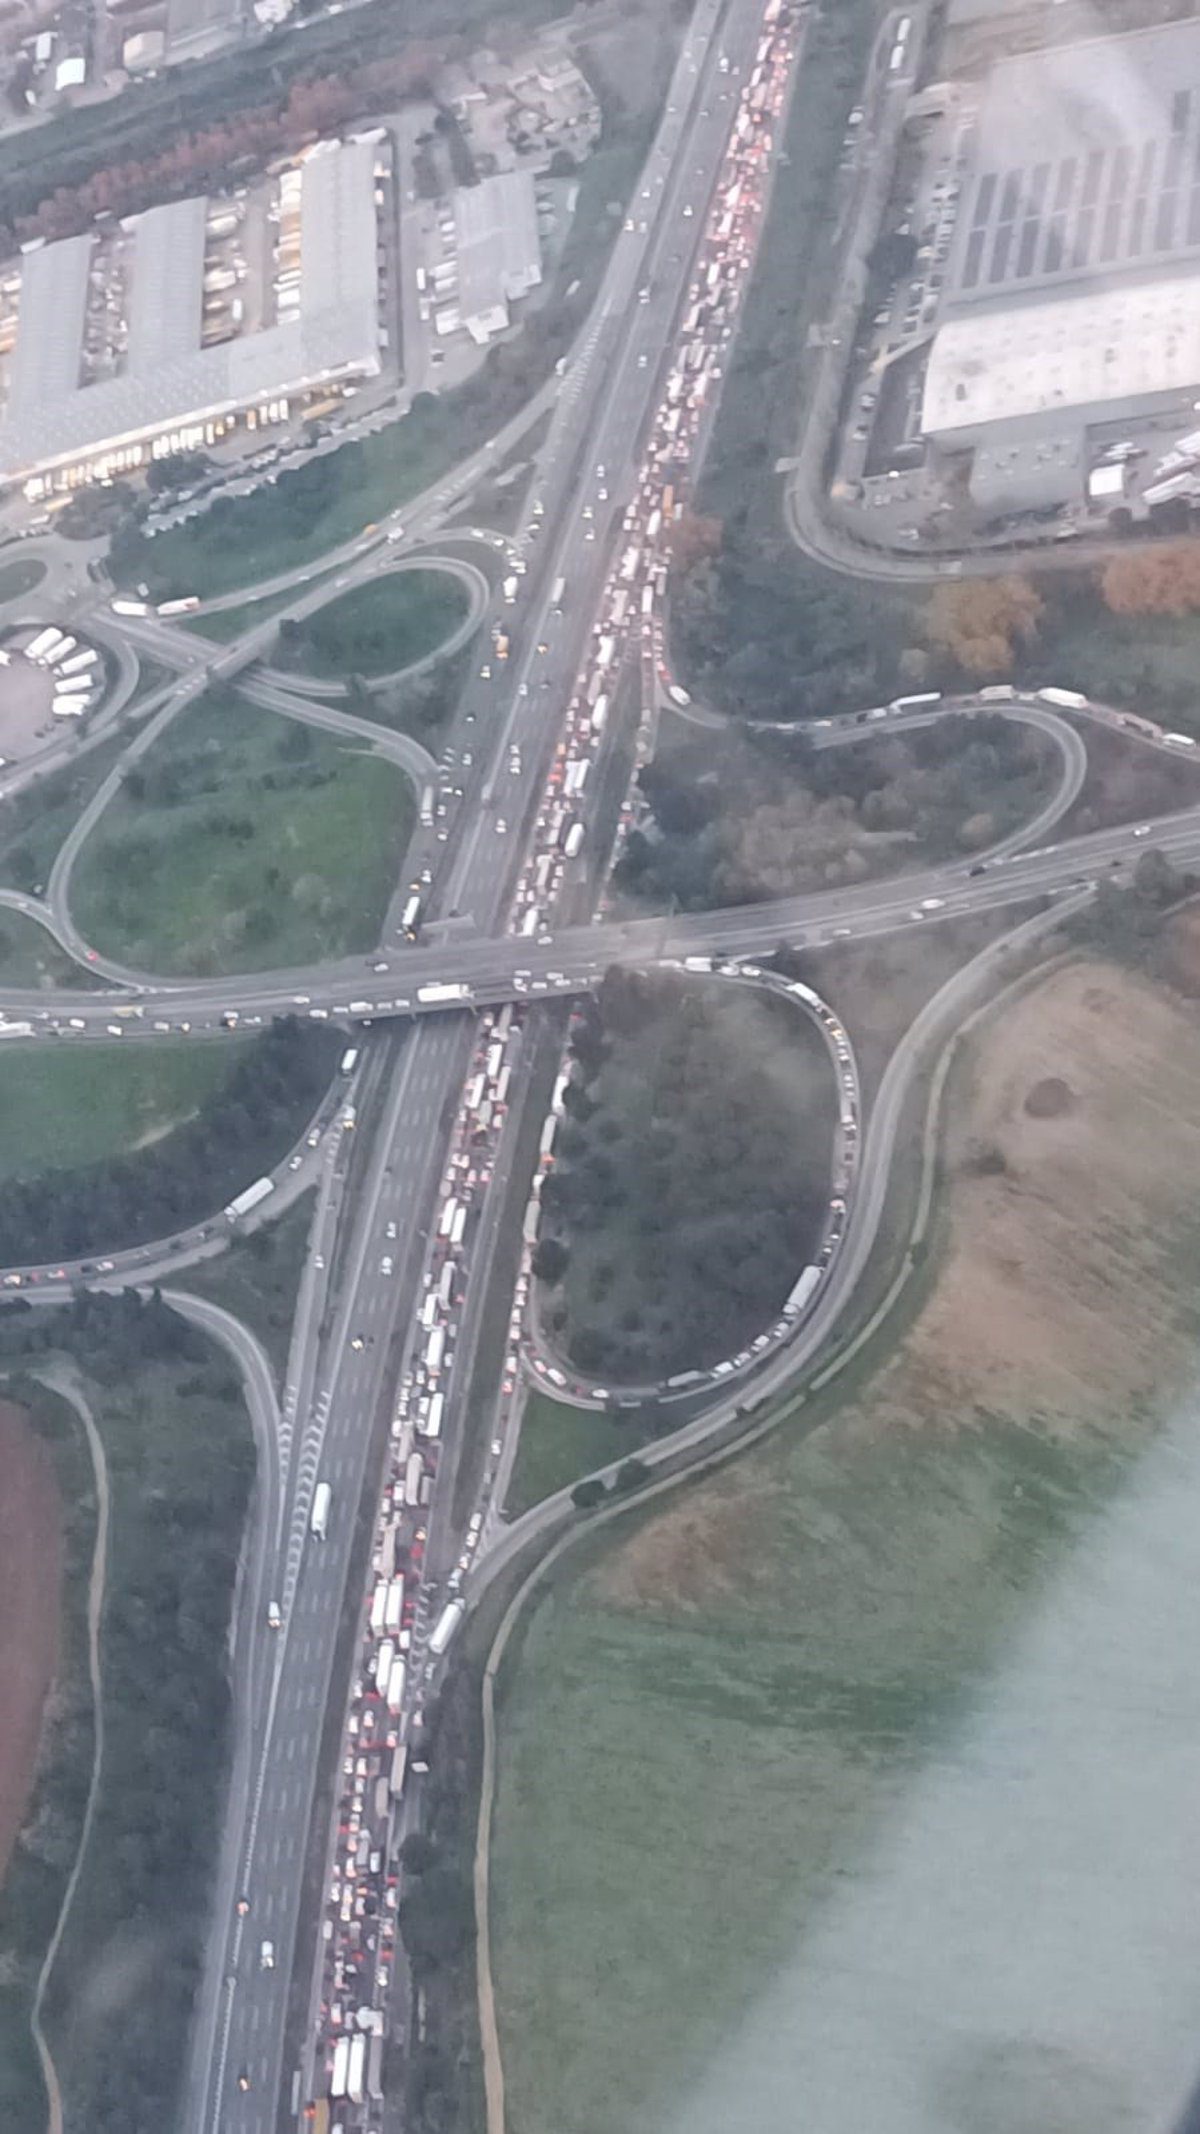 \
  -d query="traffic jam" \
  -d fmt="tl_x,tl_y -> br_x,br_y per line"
309,1007 -> 525,2121
308,10 -> 799,2121
497,0 -> 800,1402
